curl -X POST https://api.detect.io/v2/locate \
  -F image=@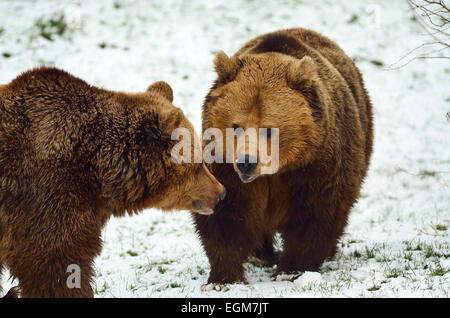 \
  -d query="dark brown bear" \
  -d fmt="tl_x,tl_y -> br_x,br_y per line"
0,67 -> 225,297
193,28 -> 373,286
